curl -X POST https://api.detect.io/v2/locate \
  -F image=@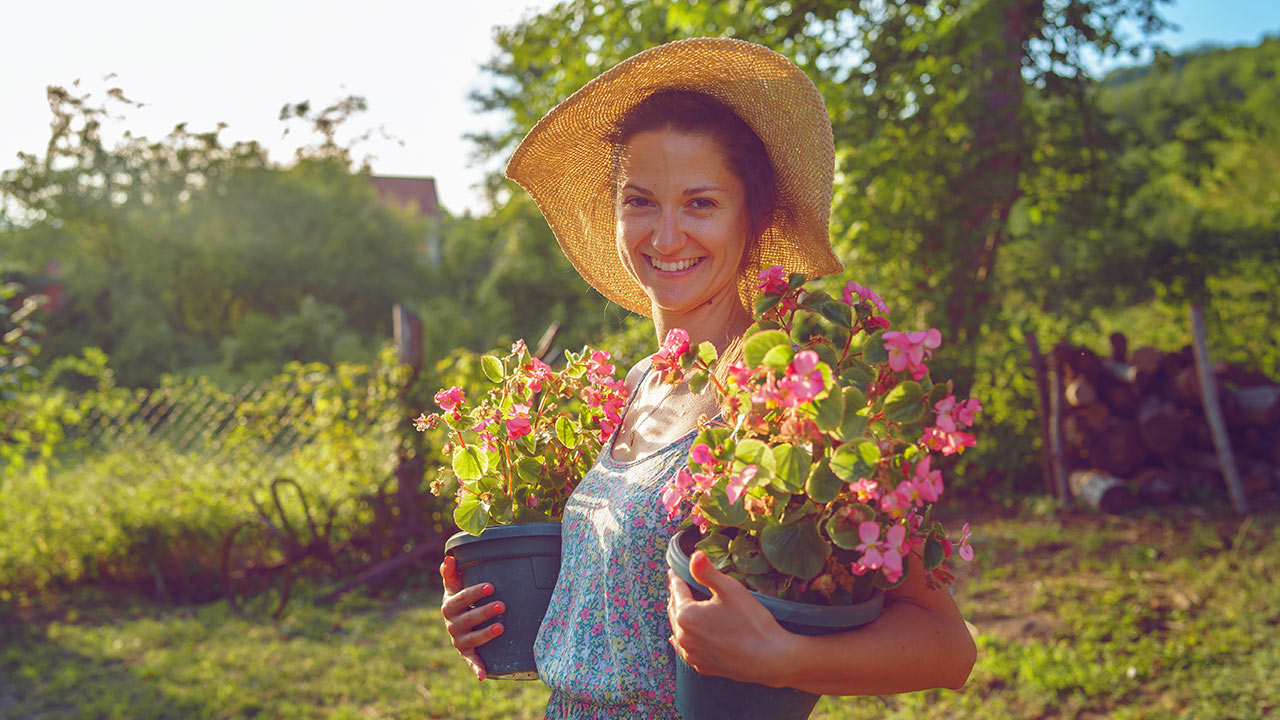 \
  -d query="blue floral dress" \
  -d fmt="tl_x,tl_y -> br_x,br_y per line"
535,370 -> 694,719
